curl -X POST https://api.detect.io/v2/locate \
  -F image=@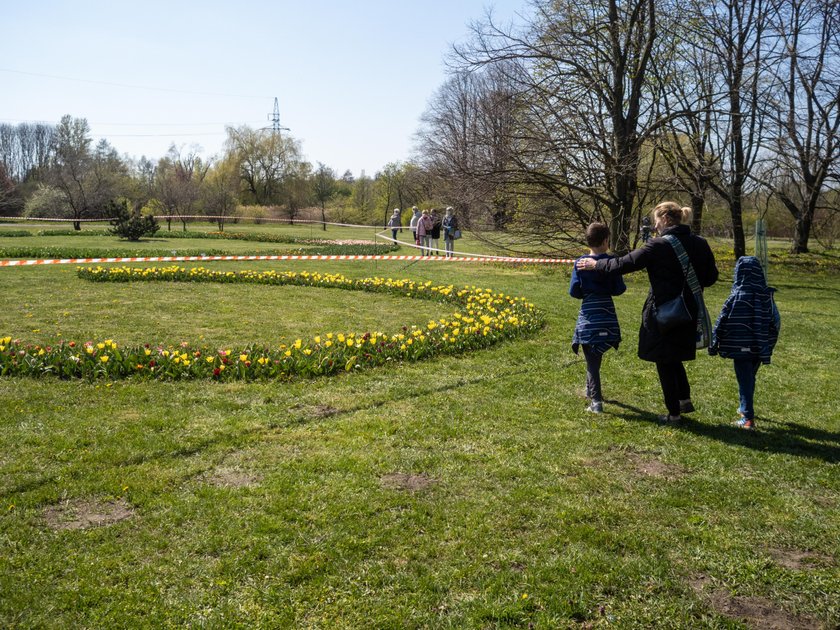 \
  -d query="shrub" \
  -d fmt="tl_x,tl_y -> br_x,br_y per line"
108,203 -> 160,241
